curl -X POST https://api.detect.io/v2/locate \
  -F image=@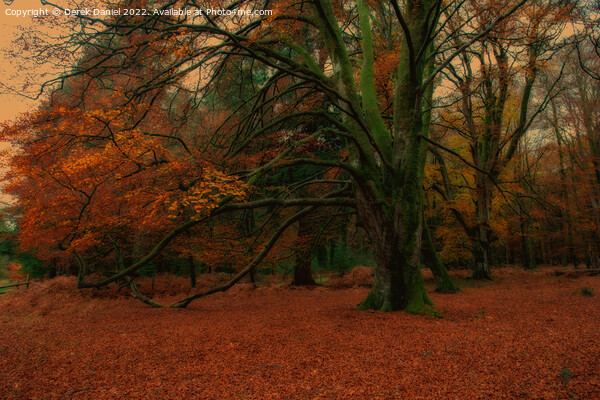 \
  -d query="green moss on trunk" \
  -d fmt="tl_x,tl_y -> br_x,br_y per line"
422,221 -> 460,293
357,256 -> 433,314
